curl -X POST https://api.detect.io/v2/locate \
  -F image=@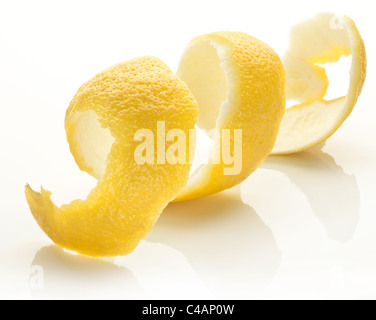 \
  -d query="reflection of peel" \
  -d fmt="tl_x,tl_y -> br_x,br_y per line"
30,246 -> 146,299
263,149 -> 360,242
24,13 -> 366,259
273,13 -> 366,154
147,192 -> 281,299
